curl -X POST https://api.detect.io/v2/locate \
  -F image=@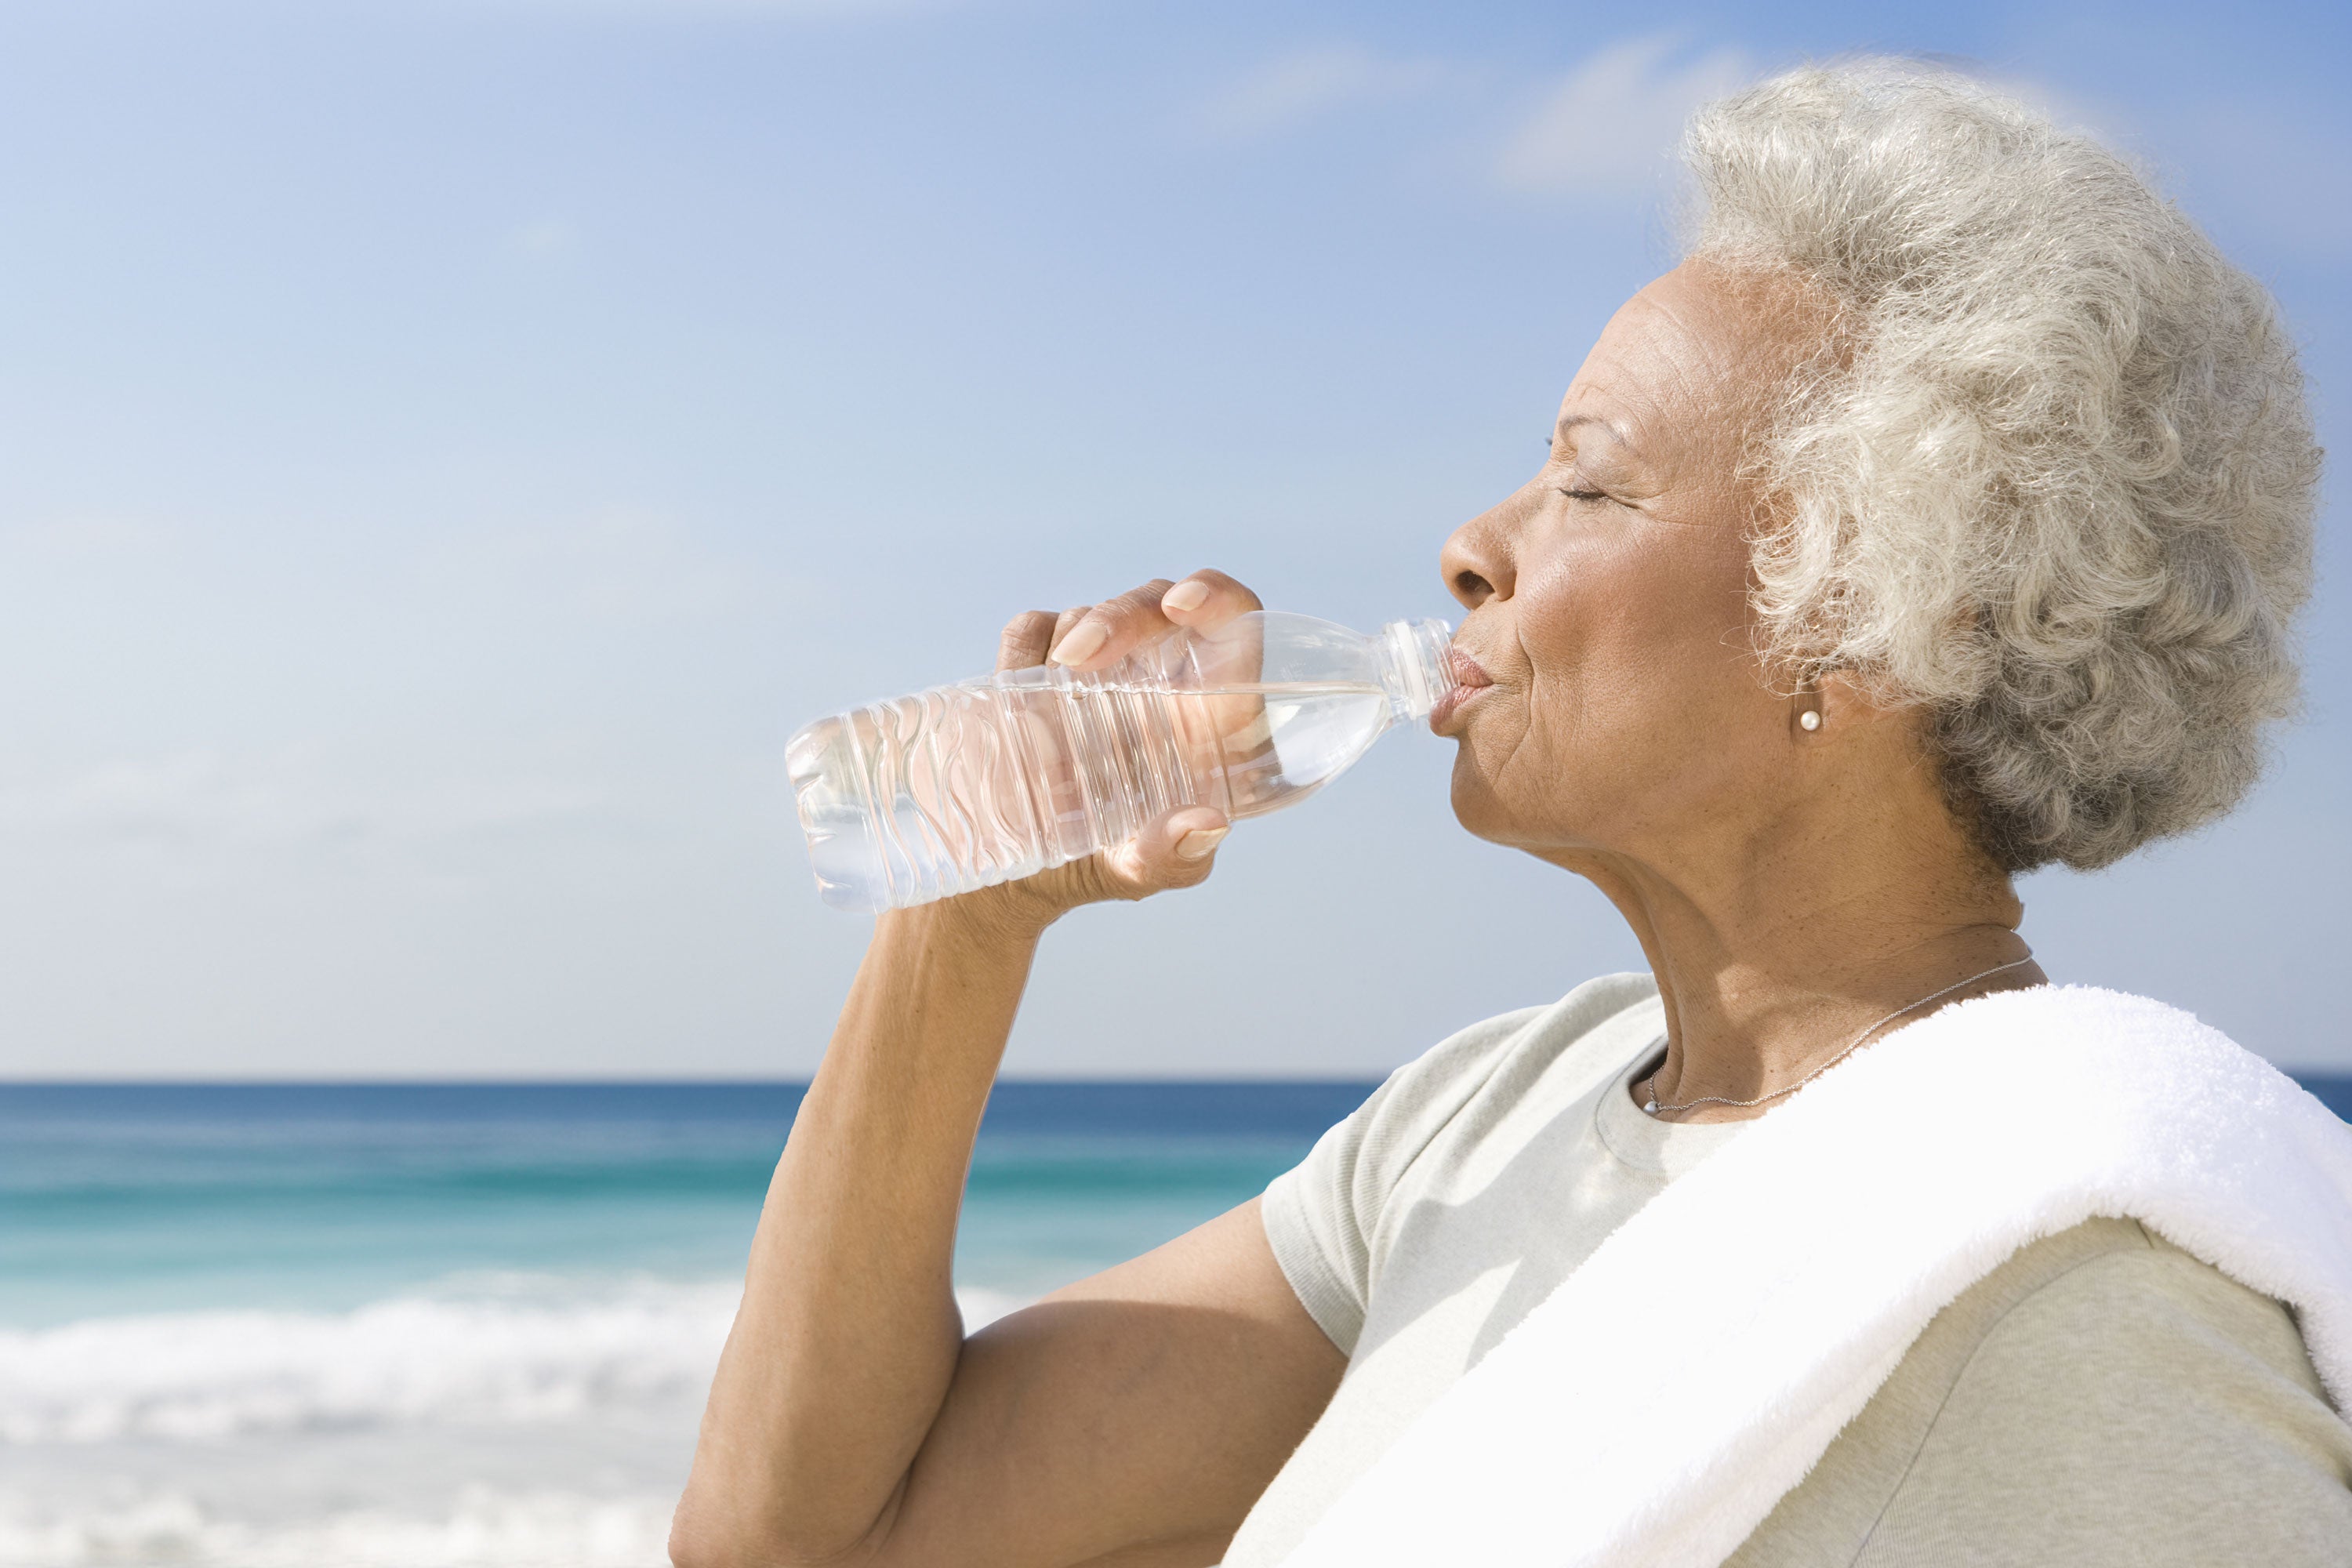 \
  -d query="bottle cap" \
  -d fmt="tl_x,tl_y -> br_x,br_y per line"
1379,618 -> 1459,721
